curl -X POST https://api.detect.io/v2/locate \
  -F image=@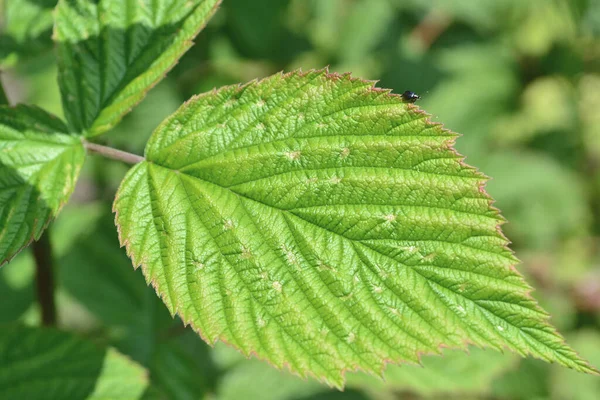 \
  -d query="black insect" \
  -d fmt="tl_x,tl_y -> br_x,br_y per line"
401,90 -> 420,103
